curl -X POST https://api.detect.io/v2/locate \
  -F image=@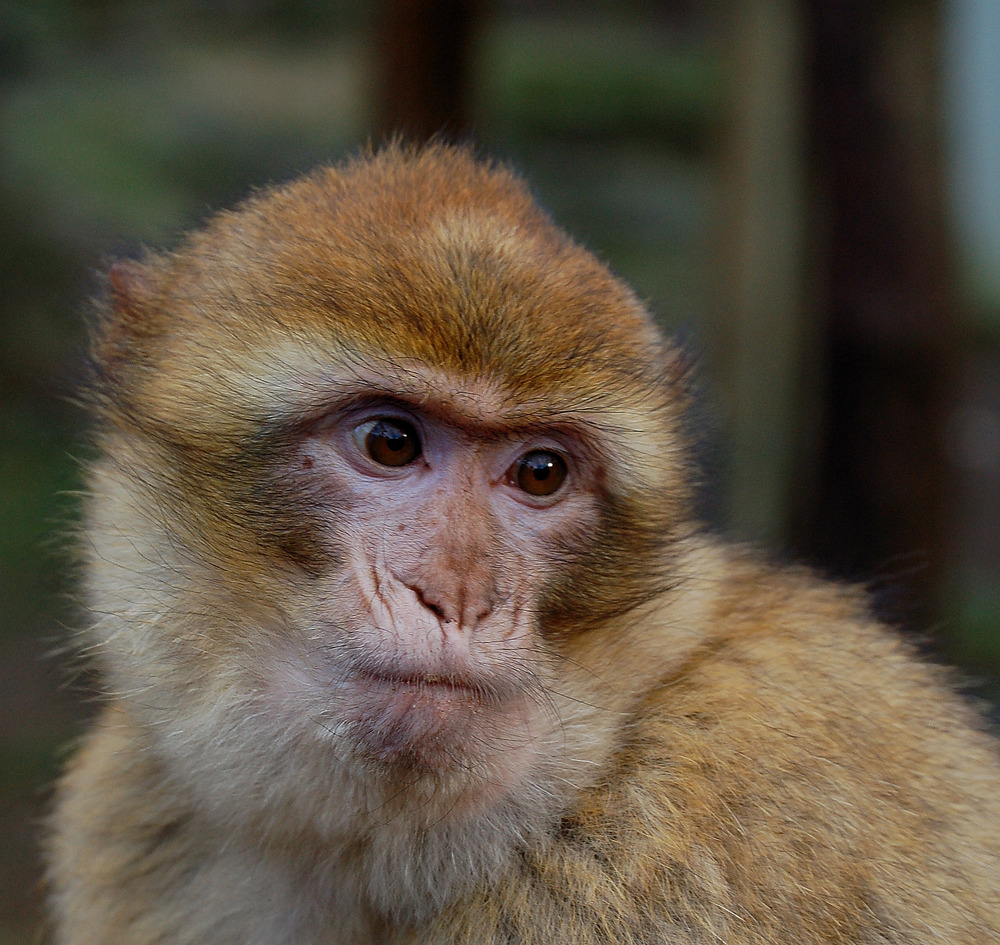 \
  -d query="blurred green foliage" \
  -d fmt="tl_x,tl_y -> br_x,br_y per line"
480,18 -> 719,144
